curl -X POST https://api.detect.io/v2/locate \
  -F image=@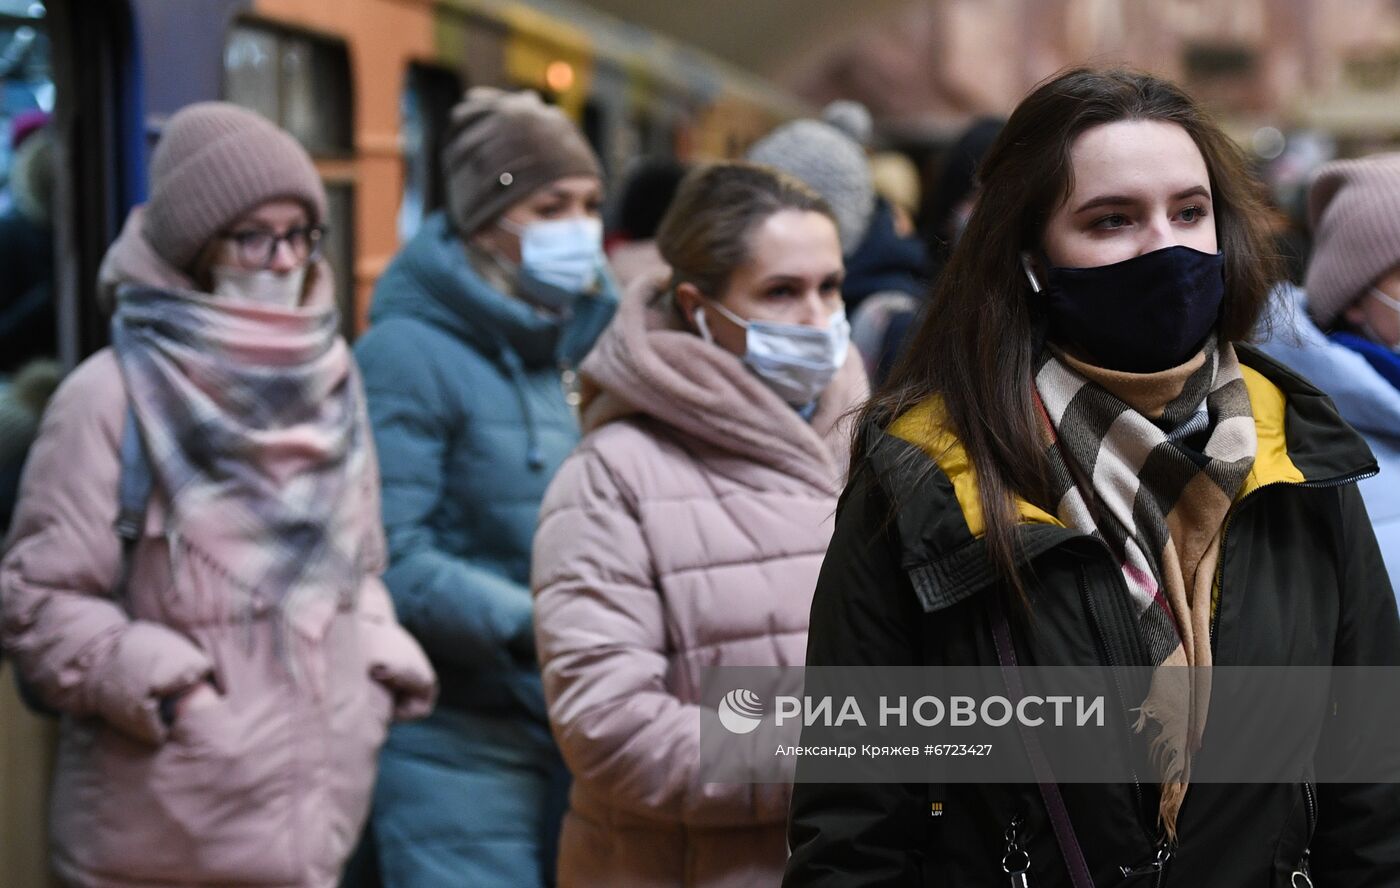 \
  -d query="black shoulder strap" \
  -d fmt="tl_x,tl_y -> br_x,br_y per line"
111,402 -> 153,611
992,603 -> 1096,888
